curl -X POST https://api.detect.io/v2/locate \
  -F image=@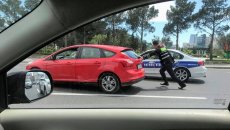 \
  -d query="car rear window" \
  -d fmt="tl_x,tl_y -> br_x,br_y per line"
122,50 -> 139,59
